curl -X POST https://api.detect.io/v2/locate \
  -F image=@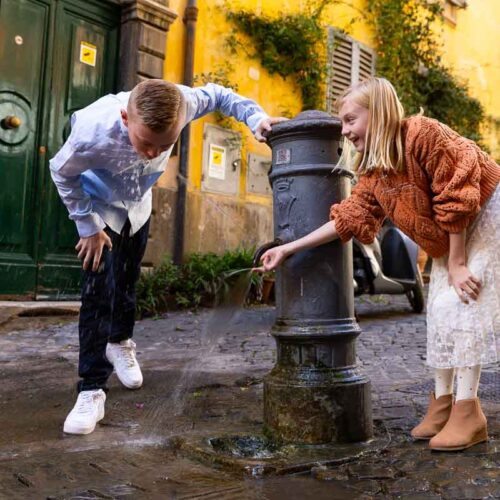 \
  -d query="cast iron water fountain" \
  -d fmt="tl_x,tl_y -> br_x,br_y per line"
177,111 -> 380,475
261,110 -> 373,444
